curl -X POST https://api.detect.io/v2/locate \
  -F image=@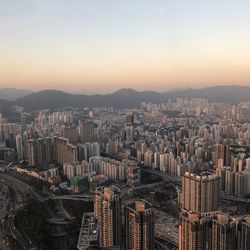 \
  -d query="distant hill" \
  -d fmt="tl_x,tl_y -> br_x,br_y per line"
0,88 -> 33,101
0,85 -> 247,112
13,88 -> 166,111
0,99 -> 11,114
163,85 -> 250,103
